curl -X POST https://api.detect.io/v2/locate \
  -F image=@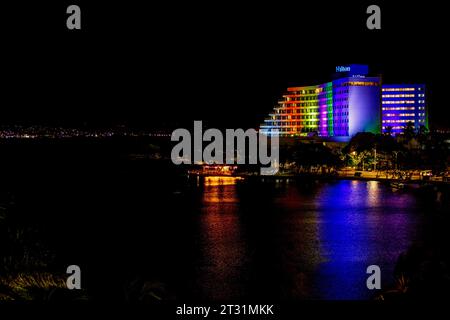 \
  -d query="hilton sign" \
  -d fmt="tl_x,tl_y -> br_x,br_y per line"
336,66 -> 351,72
335,64 -> 369,77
